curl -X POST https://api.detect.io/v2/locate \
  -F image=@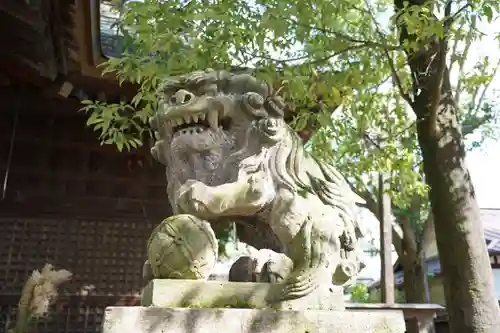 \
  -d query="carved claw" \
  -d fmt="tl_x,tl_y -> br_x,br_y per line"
274,217 -> 327,302
276,260 -> 324,301
277,270 -> 319,301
